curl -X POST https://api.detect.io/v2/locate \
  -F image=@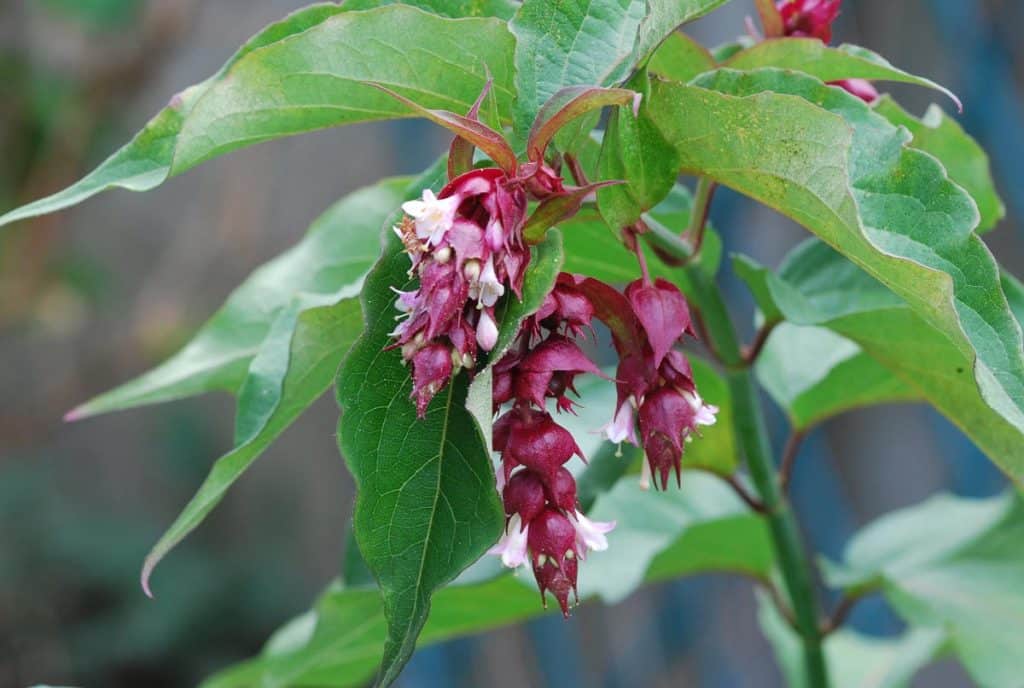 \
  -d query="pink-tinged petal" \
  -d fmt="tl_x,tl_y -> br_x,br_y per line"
476,257 -> 505,307
489,514 -> 530,568
571,509 -> 615,553
602,400 -> 638,446
829,78 -> 879,104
